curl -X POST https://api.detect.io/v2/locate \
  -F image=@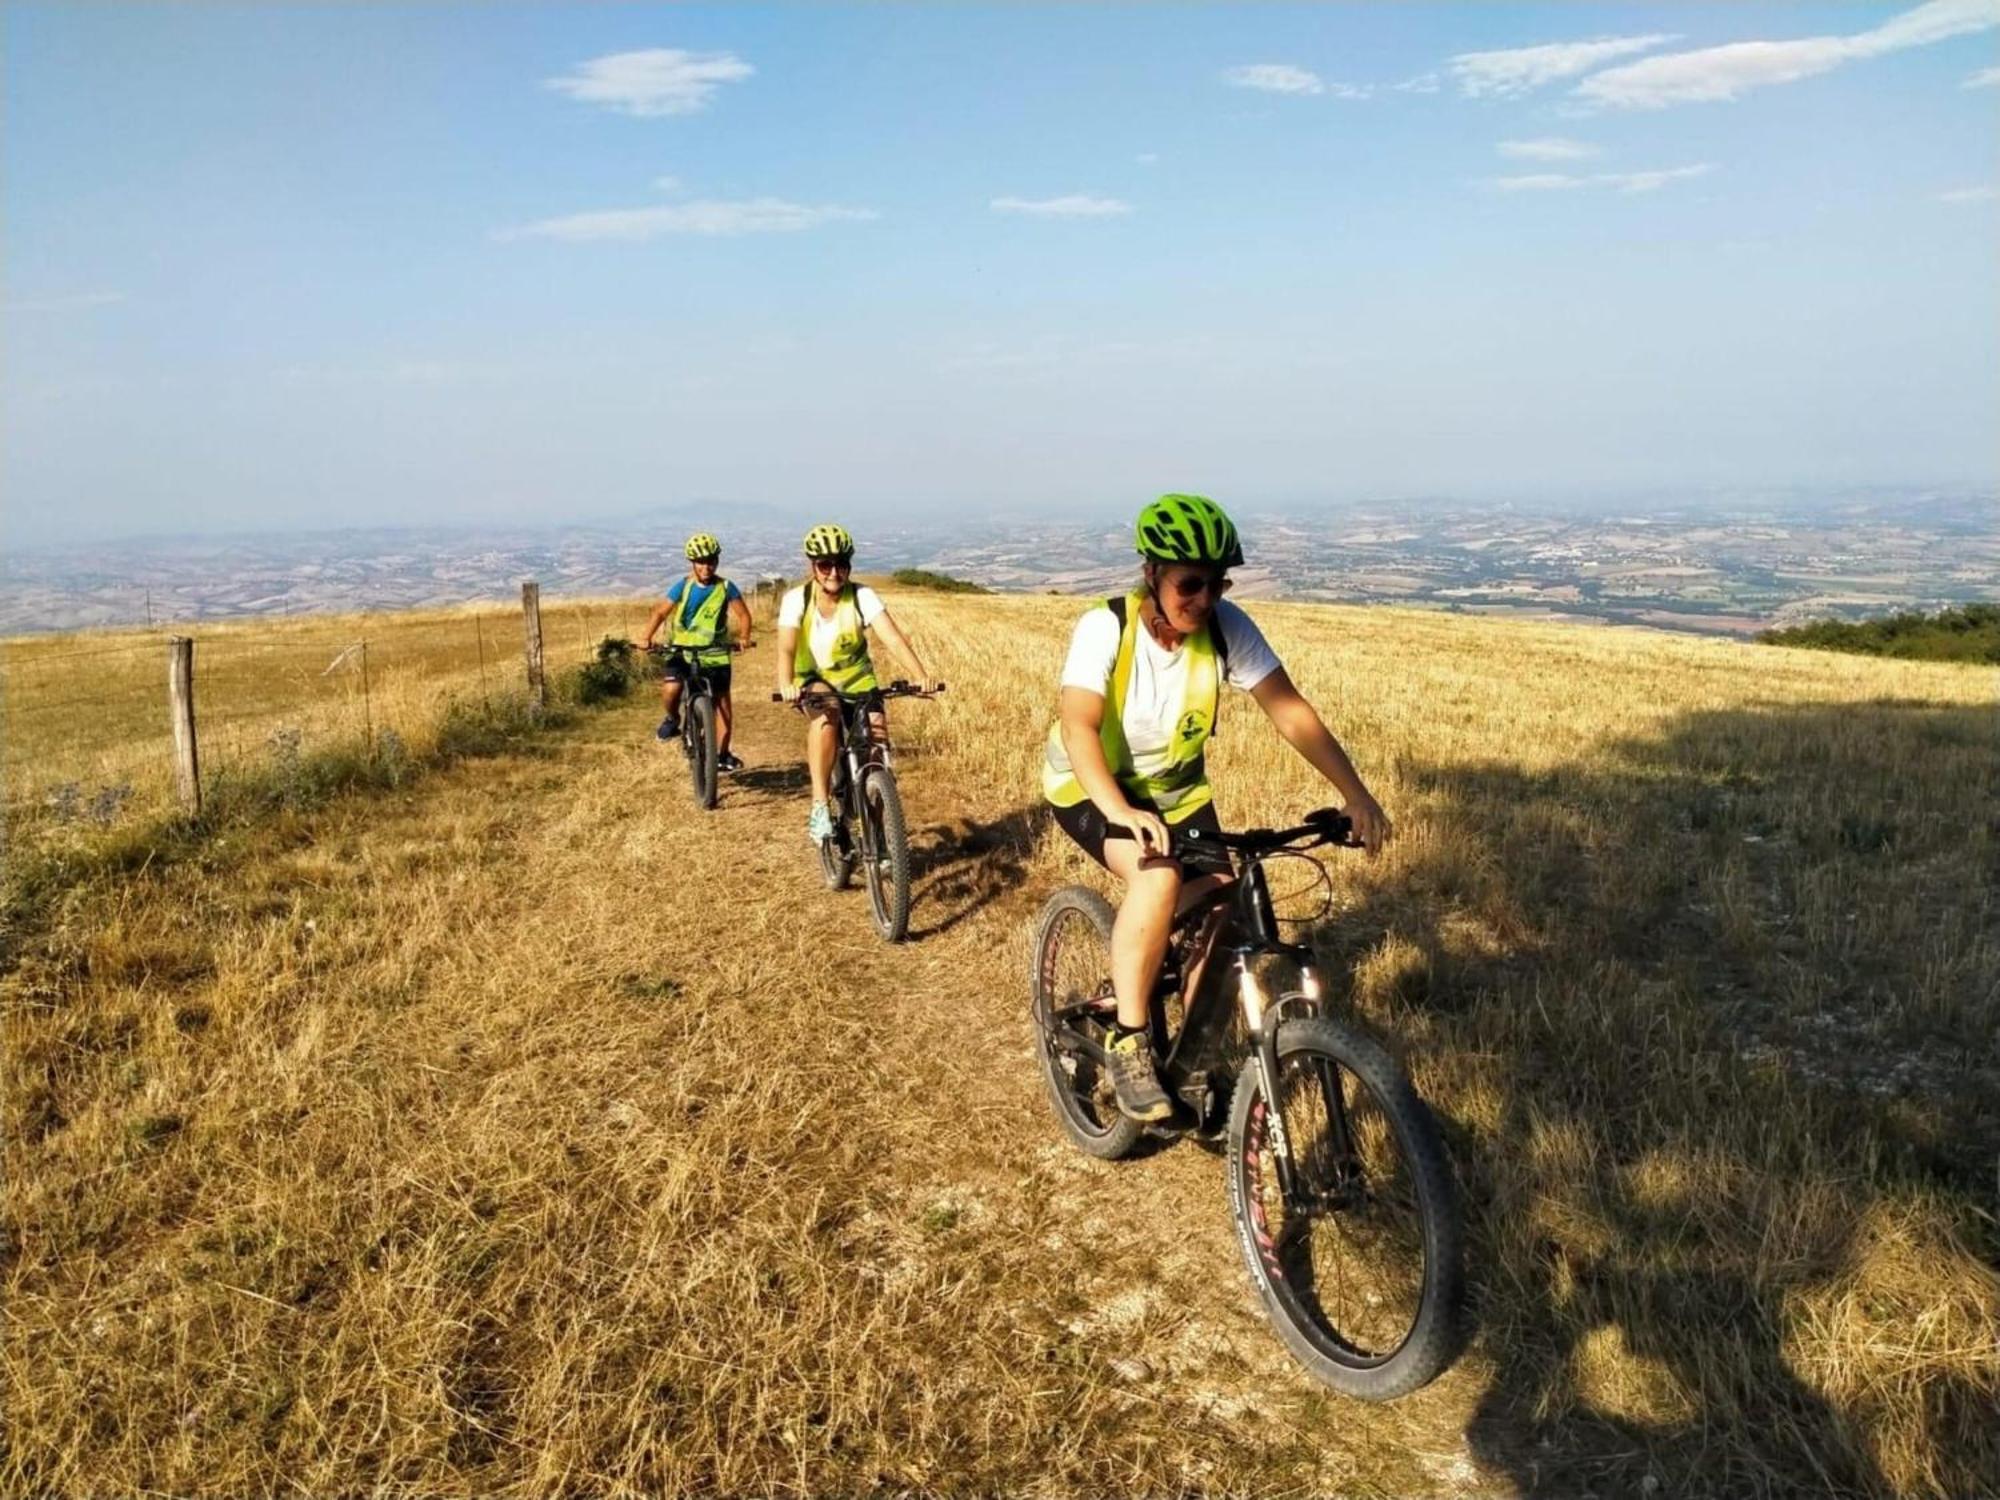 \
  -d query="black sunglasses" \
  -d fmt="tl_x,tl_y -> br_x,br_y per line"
812,557 -> 852,572
1166,570 -> 1231,599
